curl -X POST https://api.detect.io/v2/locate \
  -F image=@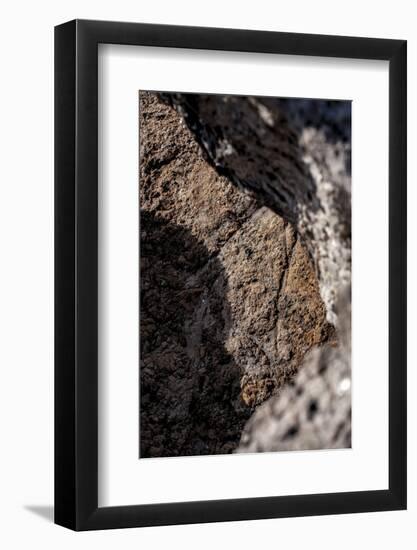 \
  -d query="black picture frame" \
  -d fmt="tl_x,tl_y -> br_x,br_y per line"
55,19 -> 407,531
